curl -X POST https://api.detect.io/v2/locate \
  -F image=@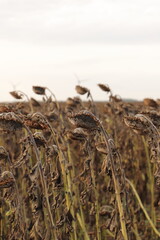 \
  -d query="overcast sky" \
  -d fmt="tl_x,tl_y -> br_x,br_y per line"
0,0 -> 160,102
